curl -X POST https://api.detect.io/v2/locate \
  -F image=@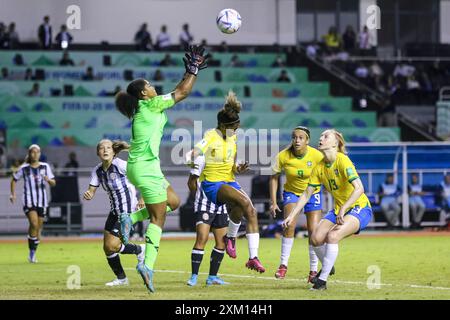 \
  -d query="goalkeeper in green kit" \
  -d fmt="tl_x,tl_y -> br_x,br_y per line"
115,45 -> 209,293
